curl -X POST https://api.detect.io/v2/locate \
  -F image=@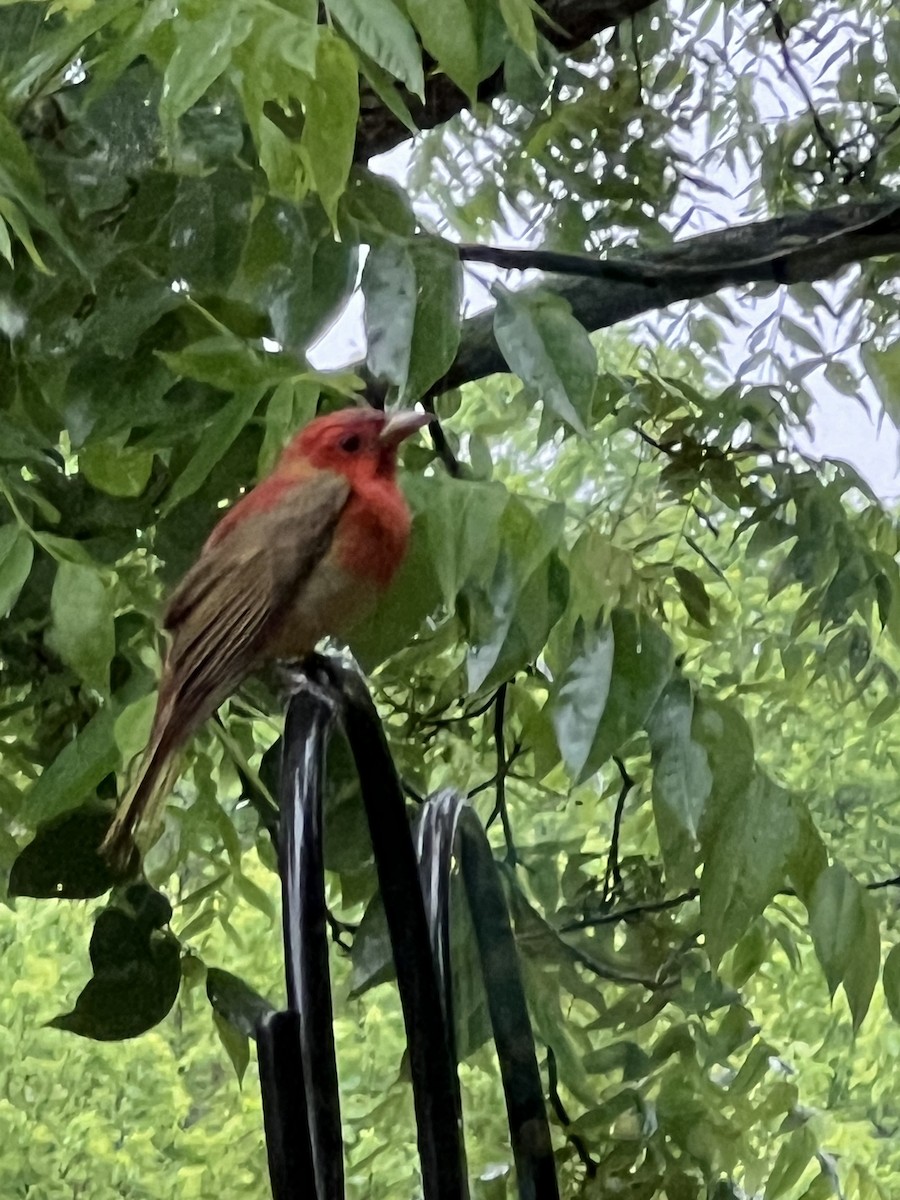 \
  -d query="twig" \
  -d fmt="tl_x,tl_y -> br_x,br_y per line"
561,889 -> 700,932
326,909 -> 357,952
760,0 -> 855,179
546,1046 -> 598,1179
602,757 -> 634,901
422,396 -> 462,478
486,684 -> 518,866
561,873 -> 900,933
